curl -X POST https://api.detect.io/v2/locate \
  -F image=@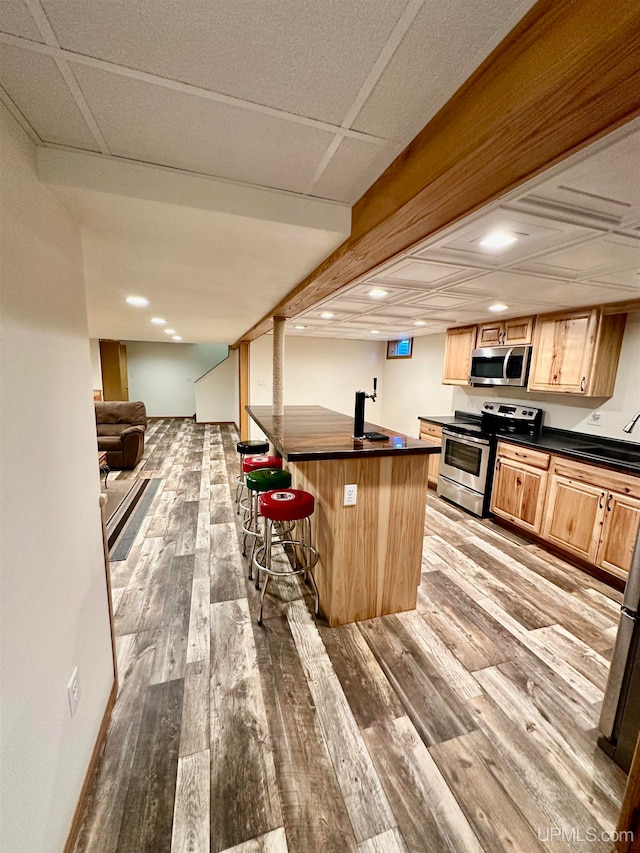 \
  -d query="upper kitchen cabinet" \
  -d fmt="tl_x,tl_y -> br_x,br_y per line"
528,308 -> 626,396
442,325 -> 477,385
477,316 -> 534,347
